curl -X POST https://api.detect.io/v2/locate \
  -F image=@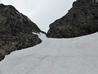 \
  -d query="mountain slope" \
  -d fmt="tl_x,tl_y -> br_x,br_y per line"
47,0 -> 98,38
0,4 -> 42,61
